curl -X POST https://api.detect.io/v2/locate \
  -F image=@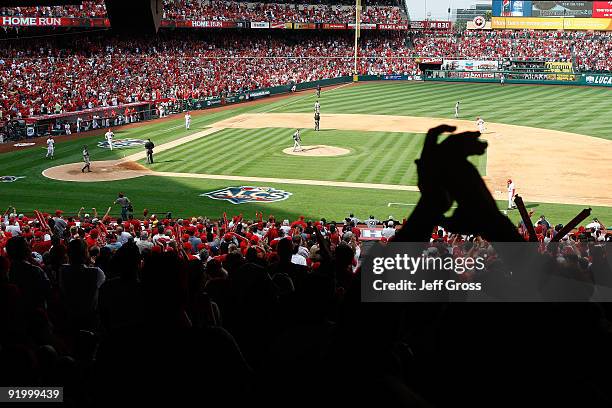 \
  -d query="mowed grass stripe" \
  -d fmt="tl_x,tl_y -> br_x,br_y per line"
222,129 -> 289,174
350,131 -> 399,182
331,132 -> 387,180
151,130 -> 249,172
157,129 -> 266,173
360,133 -> 416,183
380,133 -> 424,184
347,132 -> 401,182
